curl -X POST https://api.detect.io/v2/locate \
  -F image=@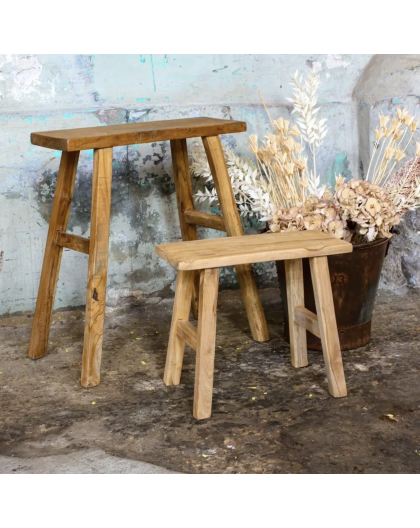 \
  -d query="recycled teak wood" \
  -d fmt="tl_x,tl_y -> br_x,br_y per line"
28,117 -> 269,388
156,231 -> 353,420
